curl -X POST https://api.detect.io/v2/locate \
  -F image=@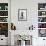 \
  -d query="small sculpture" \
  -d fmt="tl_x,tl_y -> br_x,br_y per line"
11,23 -> 16,30
29,25 -> 35,30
